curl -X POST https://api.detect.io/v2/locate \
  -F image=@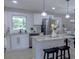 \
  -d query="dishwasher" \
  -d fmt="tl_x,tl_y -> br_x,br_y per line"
29,33 -> 39,48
